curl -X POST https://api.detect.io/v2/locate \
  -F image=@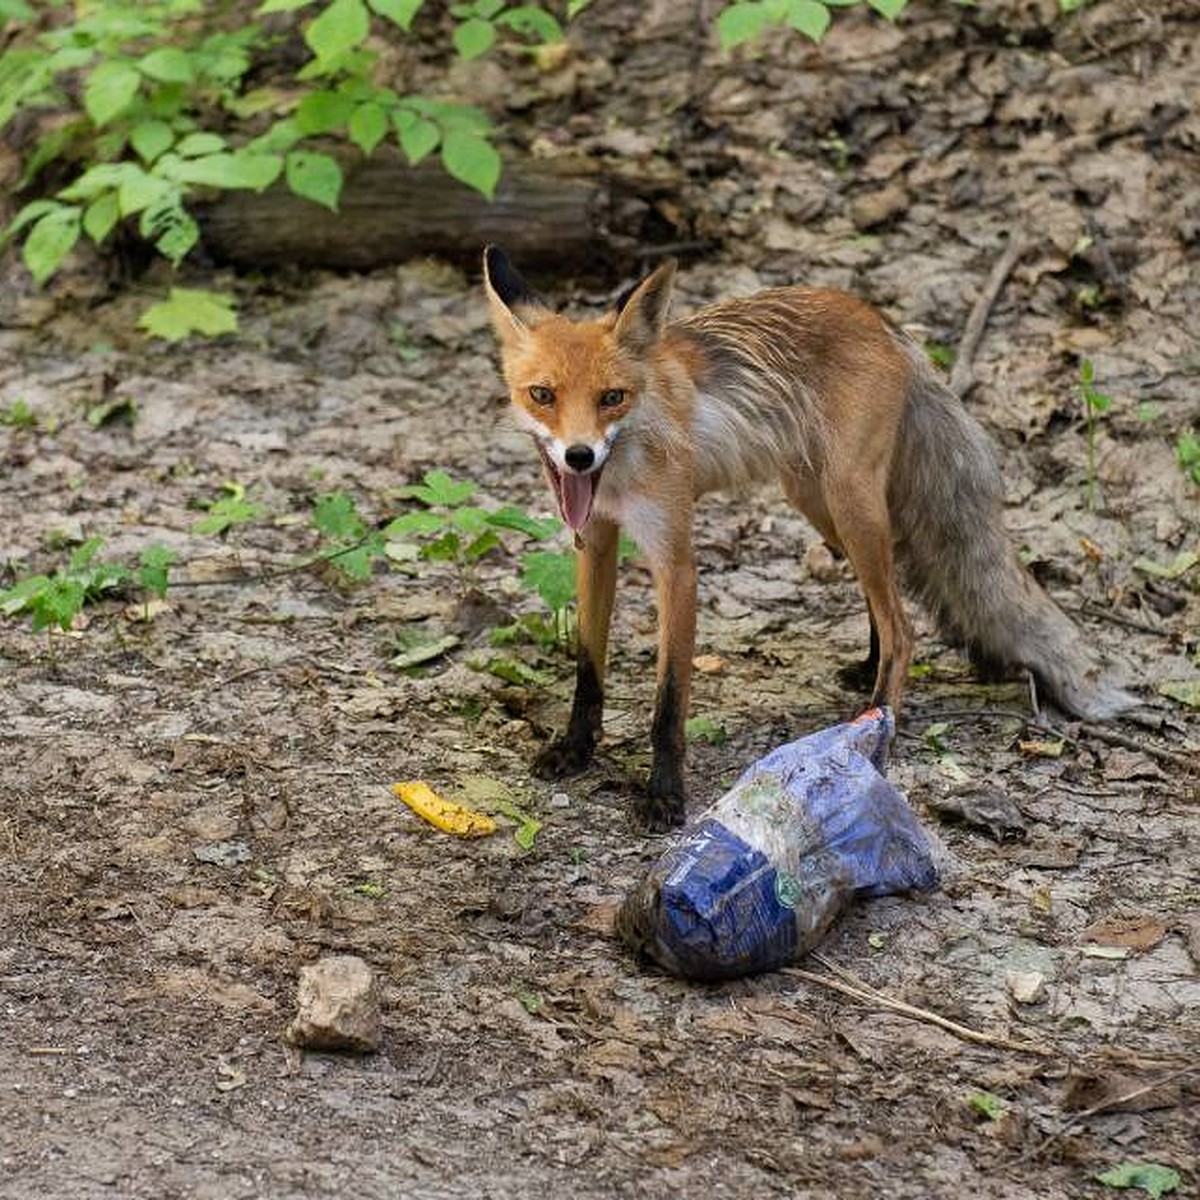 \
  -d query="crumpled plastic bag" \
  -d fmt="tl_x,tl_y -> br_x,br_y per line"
617,708 -> 939,980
